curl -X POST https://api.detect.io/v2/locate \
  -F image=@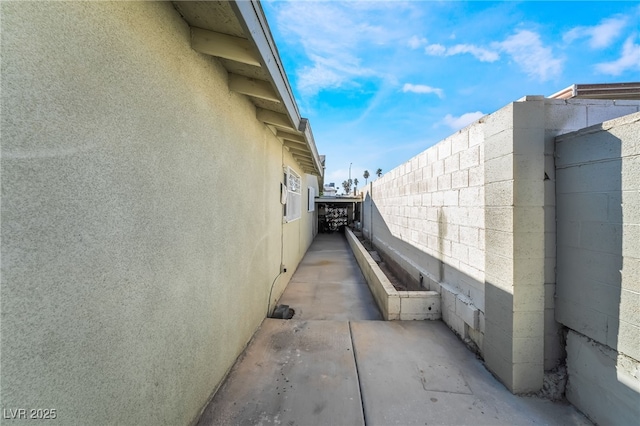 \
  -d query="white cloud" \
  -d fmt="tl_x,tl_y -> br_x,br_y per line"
402,83 -> 444,98
496,30 -> 563,81
442,112 -> 485,130
271,2 -> 418,96
408,36 -> 428,49
425,44 -> 447,55
564,17 -> 627,49
425,43 -> 499,62
595,35 -> 640,75
446,44 -> 500,62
